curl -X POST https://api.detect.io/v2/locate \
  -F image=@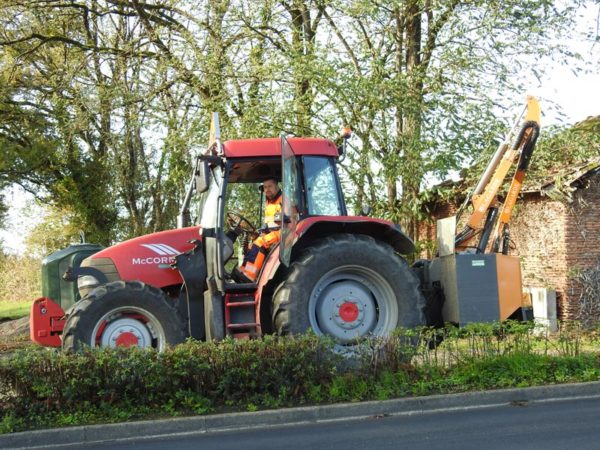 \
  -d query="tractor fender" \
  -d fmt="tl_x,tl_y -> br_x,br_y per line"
292,216 -> 415,255
255,216 -> 416,316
